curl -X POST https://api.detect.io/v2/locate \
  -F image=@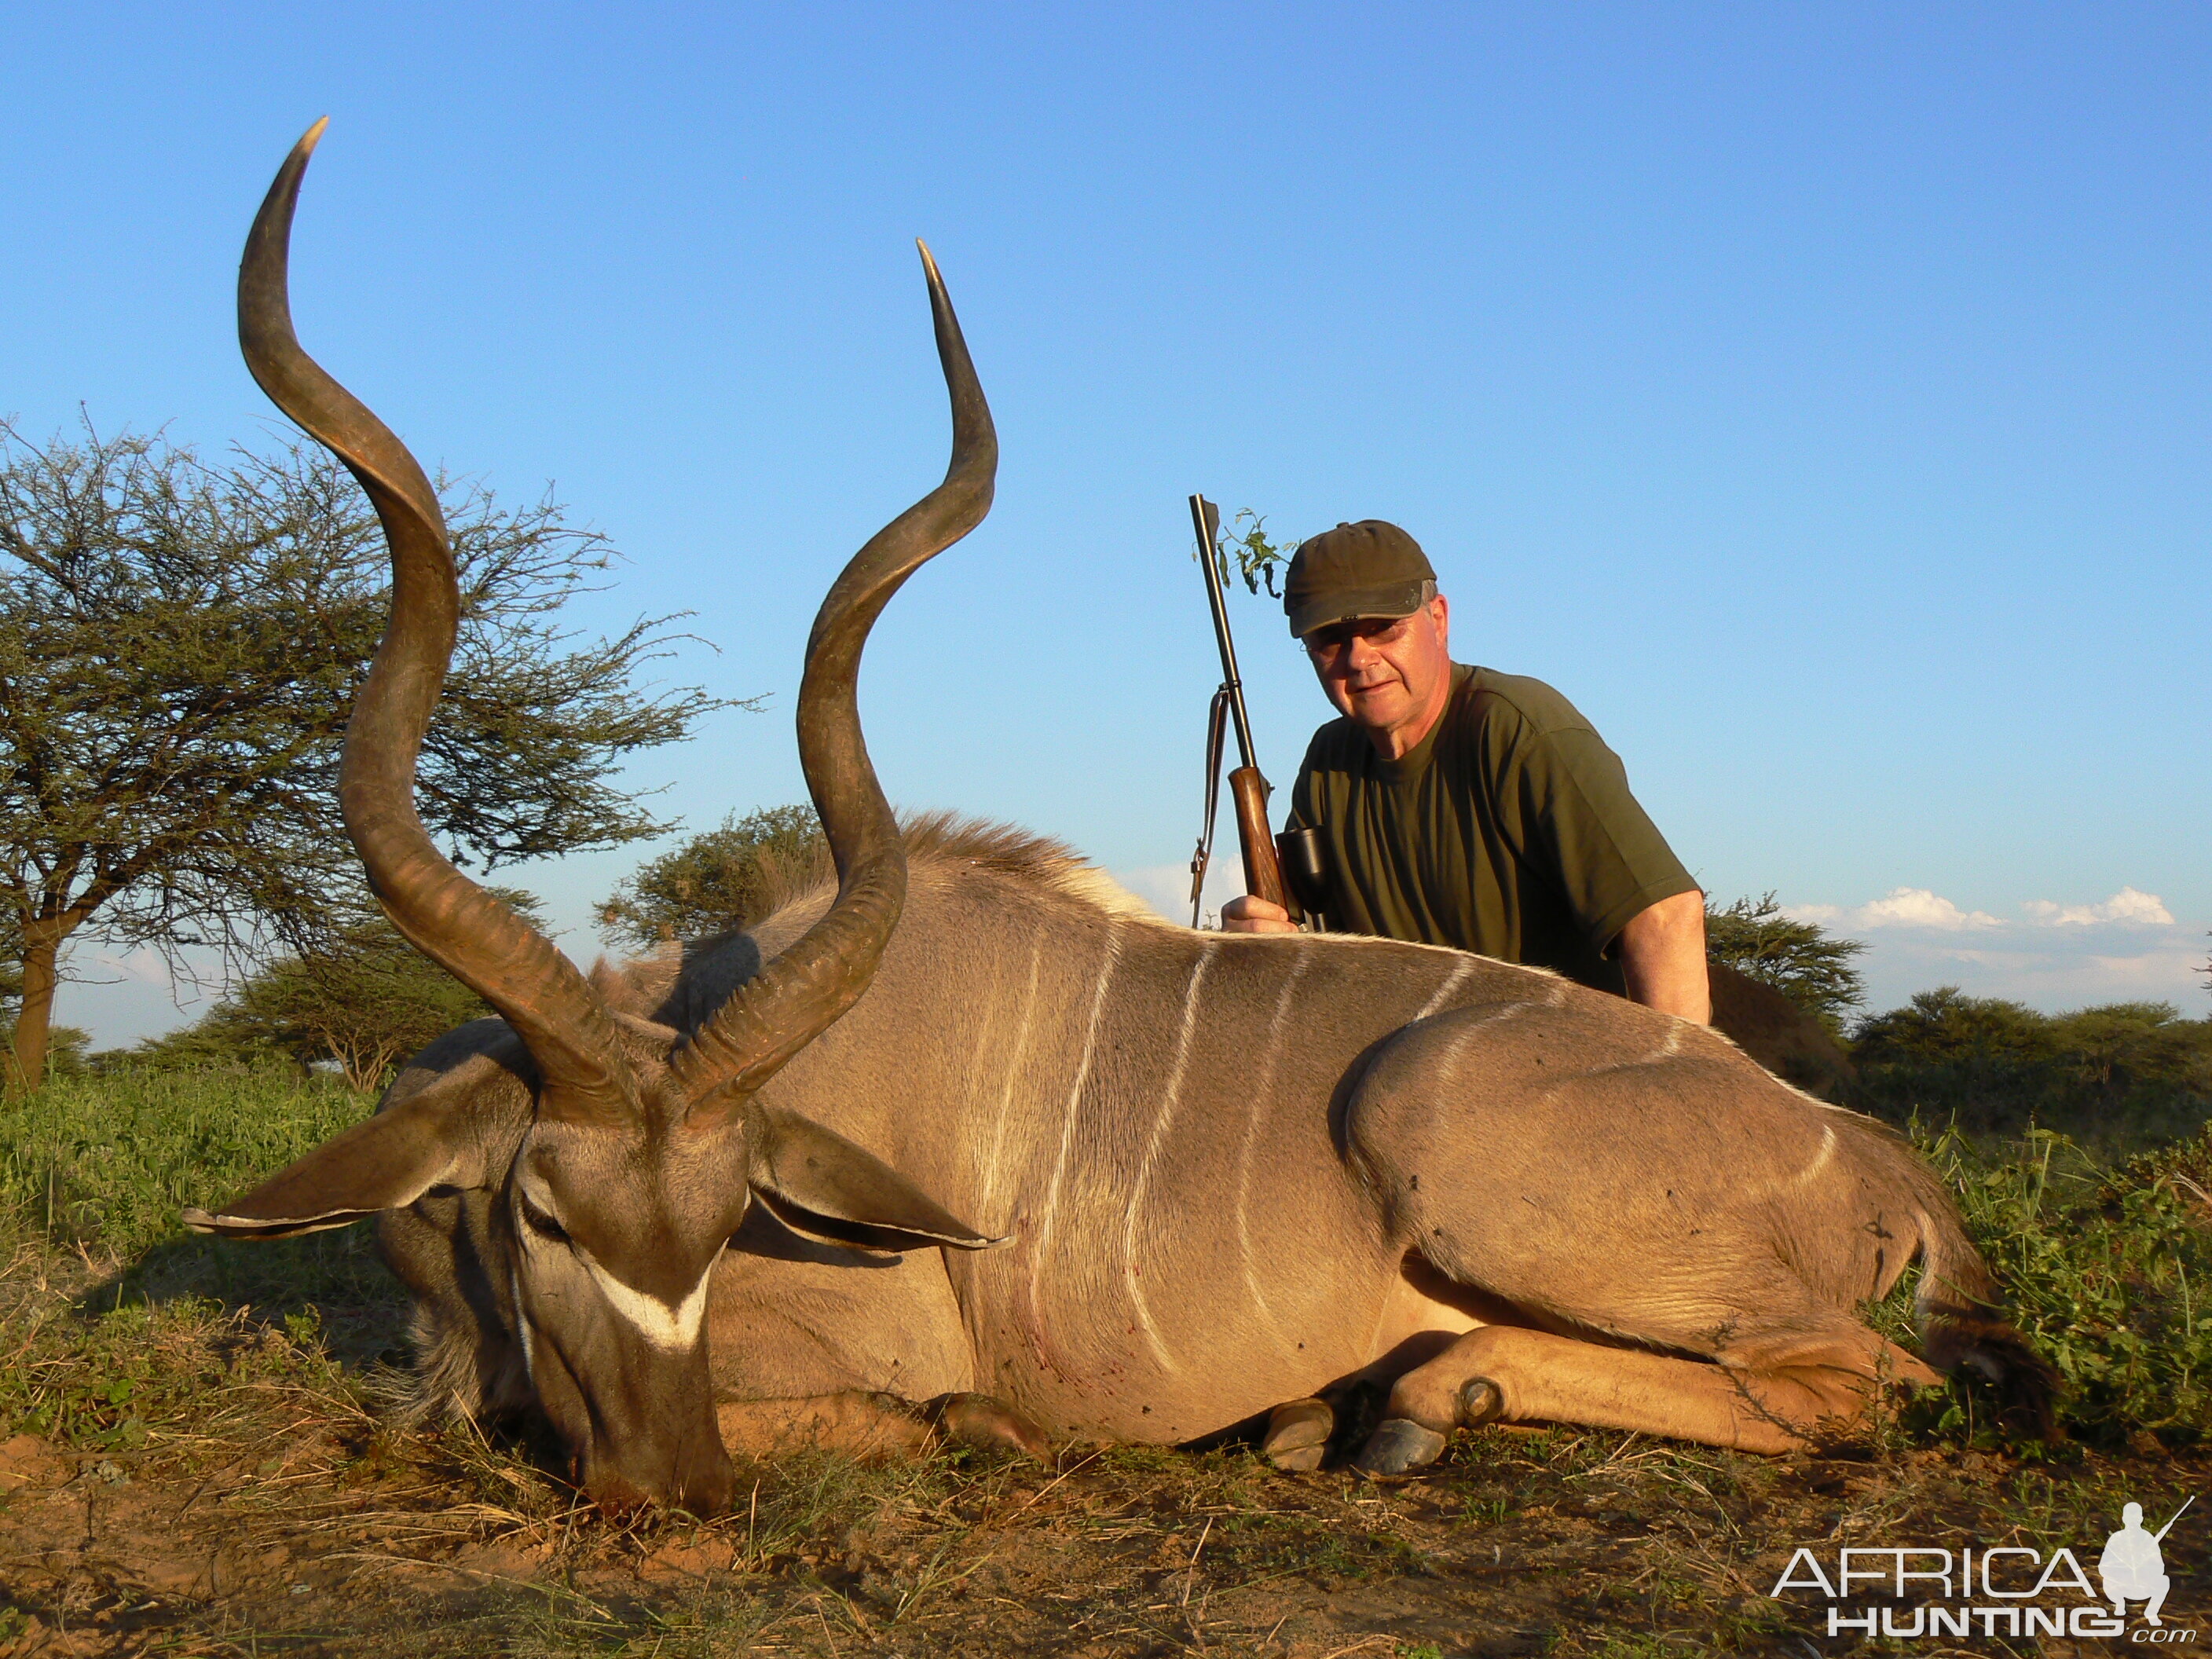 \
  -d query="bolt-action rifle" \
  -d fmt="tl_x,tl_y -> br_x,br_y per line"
1187,494 -> 1328,928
